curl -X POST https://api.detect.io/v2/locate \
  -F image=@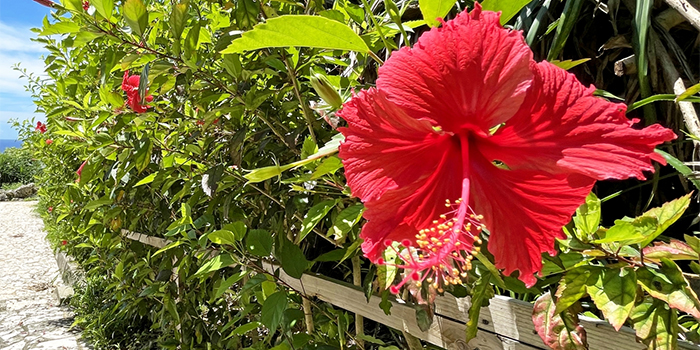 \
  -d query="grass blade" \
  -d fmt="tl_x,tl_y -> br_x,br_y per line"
547,0 -> 584,60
